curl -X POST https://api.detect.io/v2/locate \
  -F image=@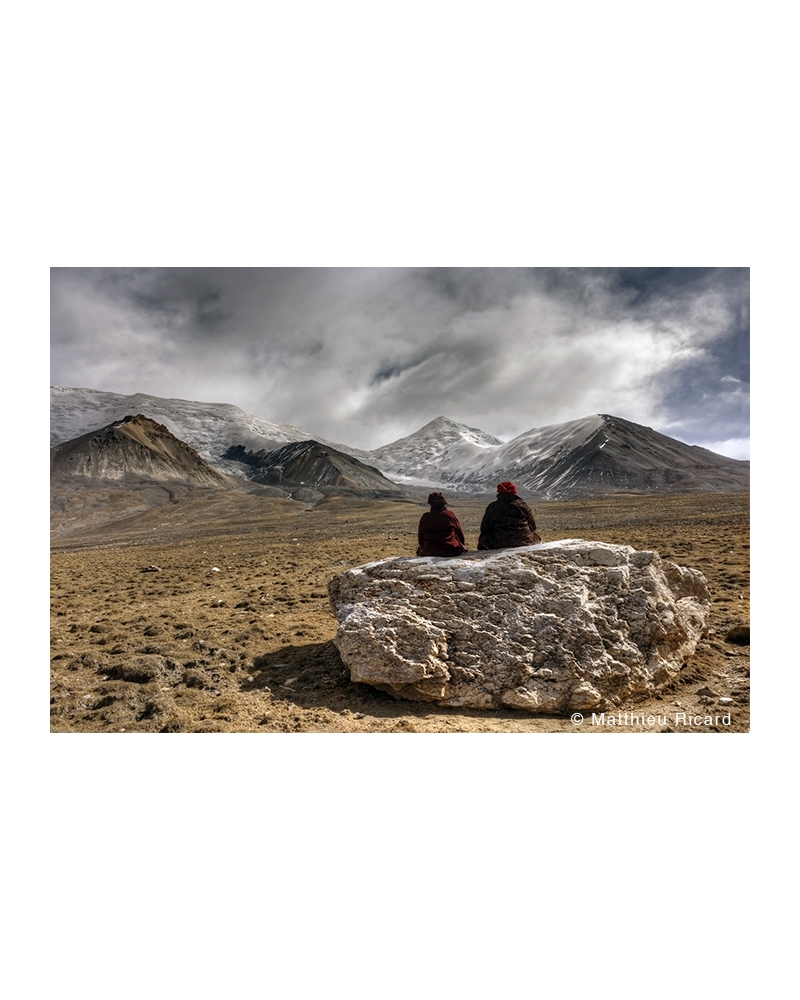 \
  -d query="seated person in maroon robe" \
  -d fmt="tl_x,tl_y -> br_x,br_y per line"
416,492 -> 468,557
477,481 -> 541,550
